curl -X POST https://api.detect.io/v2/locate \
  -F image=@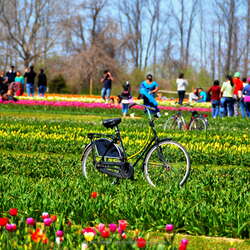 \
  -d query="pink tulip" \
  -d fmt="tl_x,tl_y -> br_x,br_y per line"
56,230 -> 64,237
43,218 -> 52,226
5,224 -> 16,232
97,223 -> 105,232
109,224 -> 117,233
26,217 -> 36,226
181,239 -> 188,245
117,226 -> 123,235
165,224 -> 174,232
0,98 -> 212,113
